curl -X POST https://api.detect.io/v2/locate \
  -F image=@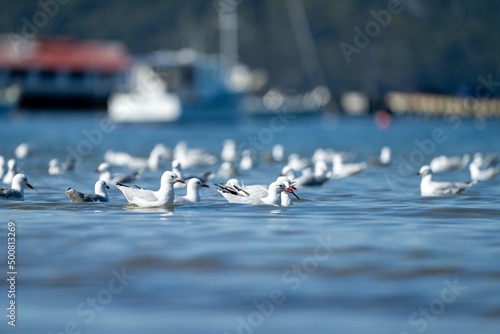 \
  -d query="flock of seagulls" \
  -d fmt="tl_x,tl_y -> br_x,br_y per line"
1,141 -> 499,205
